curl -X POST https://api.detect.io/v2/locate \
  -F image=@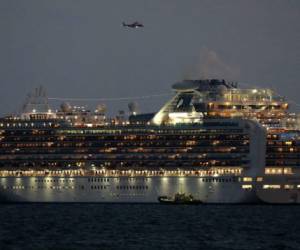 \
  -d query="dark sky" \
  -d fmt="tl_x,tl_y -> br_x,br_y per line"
0,0 -> 299,115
